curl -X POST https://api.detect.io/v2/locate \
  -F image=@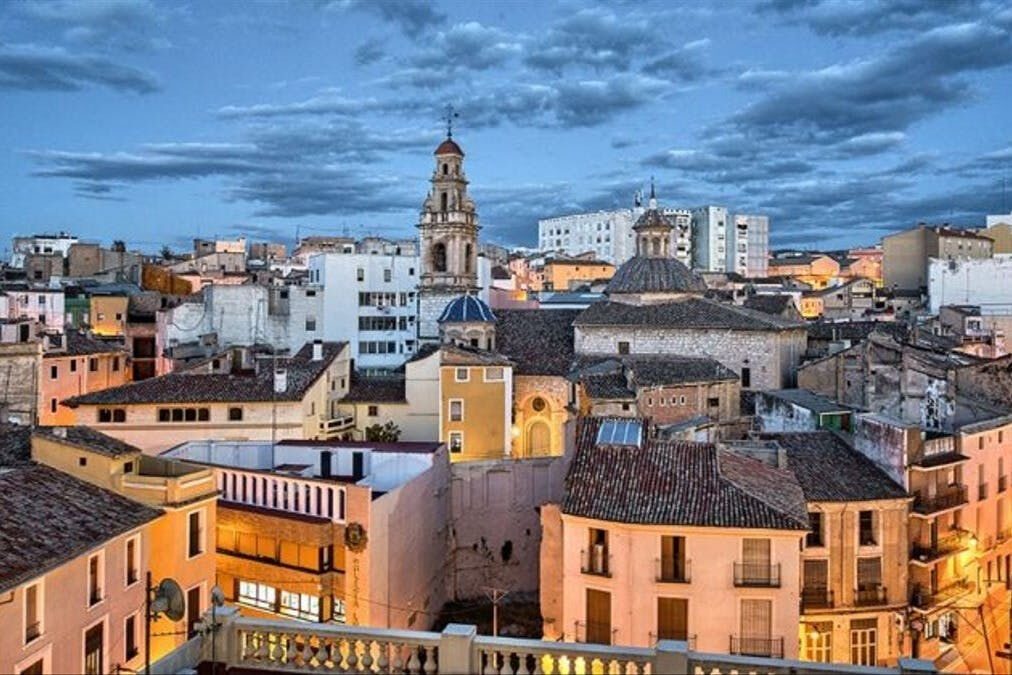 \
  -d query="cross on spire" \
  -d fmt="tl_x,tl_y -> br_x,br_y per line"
444,104 -> 459,138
